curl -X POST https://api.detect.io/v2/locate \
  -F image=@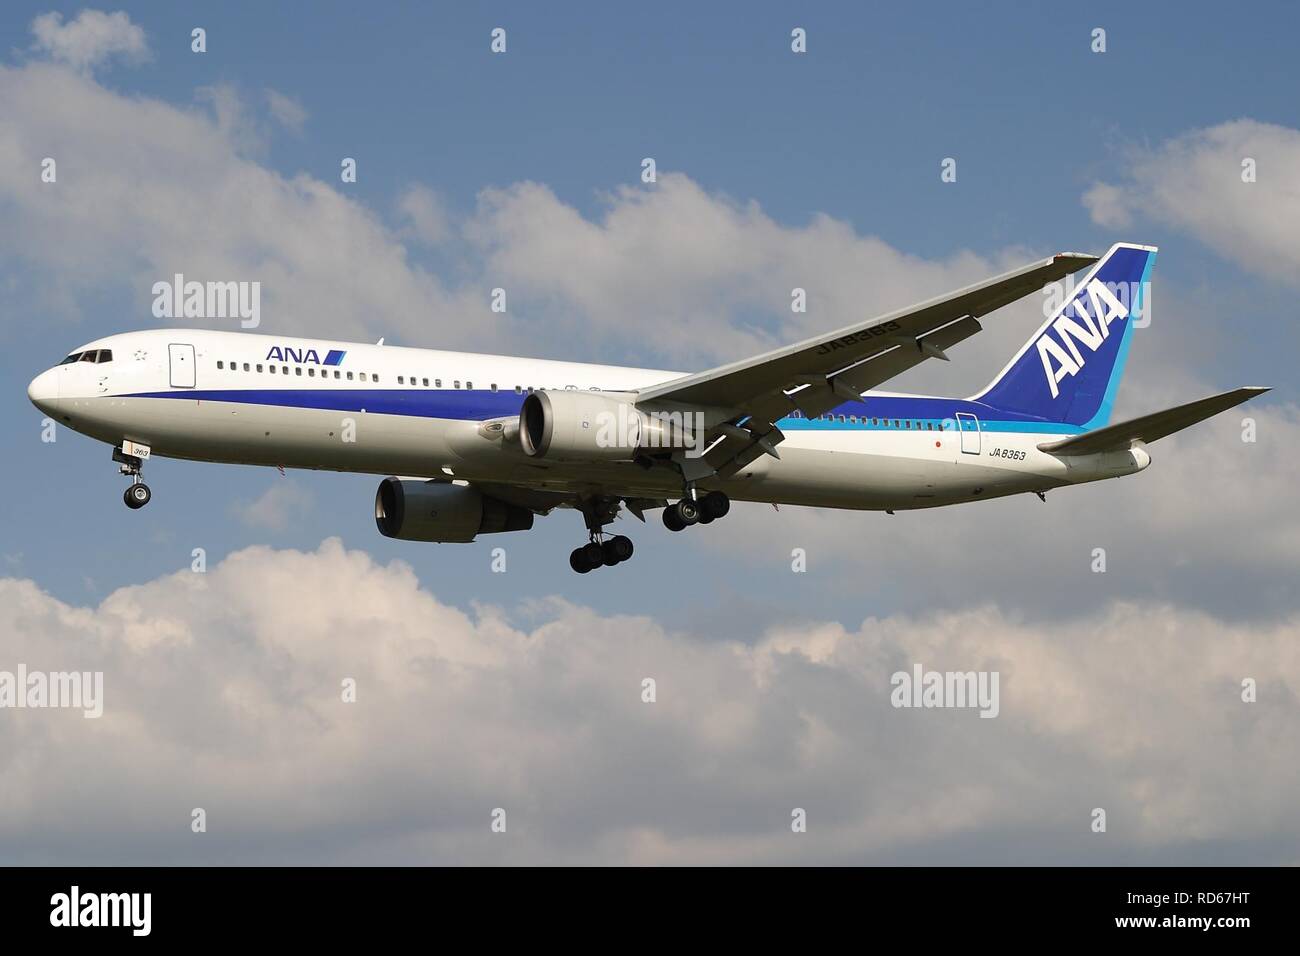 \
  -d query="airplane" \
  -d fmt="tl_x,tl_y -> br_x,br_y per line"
27,242 -> 1269,573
